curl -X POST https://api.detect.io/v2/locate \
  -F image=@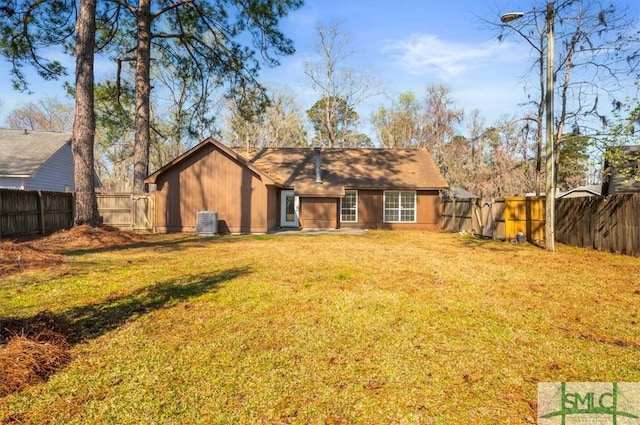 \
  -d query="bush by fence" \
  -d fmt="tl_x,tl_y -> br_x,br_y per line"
0,189 -> 74,238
